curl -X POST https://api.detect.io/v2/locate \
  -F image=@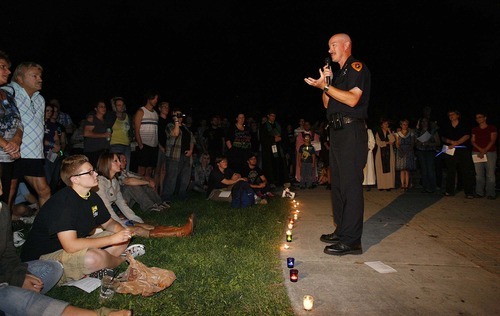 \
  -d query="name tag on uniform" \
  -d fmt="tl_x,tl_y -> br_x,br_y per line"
271,145 -> 278,154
